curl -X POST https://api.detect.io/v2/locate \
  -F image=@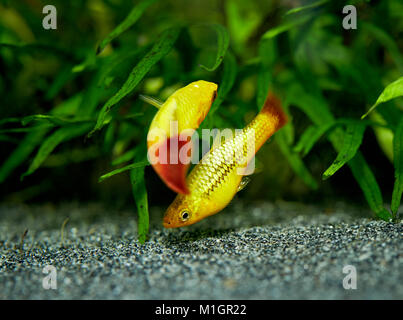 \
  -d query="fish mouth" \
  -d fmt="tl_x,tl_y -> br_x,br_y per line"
163,214 -> 175,228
